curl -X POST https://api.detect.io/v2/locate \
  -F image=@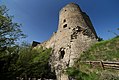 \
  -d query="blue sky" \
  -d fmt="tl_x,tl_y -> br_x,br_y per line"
0,0 -> 119,43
